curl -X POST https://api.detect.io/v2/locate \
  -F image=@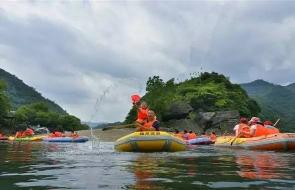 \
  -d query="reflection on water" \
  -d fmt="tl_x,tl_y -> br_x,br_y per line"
0,142 -> 294,190
235,151 -> 290,180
